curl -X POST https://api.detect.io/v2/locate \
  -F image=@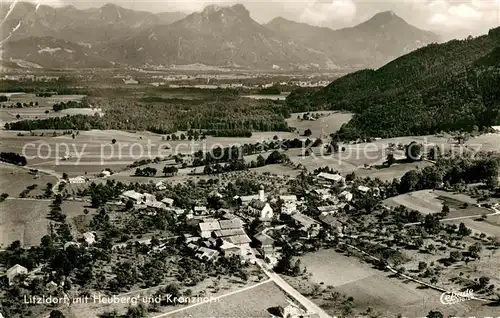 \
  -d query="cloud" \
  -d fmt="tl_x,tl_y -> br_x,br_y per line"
299,0 -> 357,26
424,0 -> 499,34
